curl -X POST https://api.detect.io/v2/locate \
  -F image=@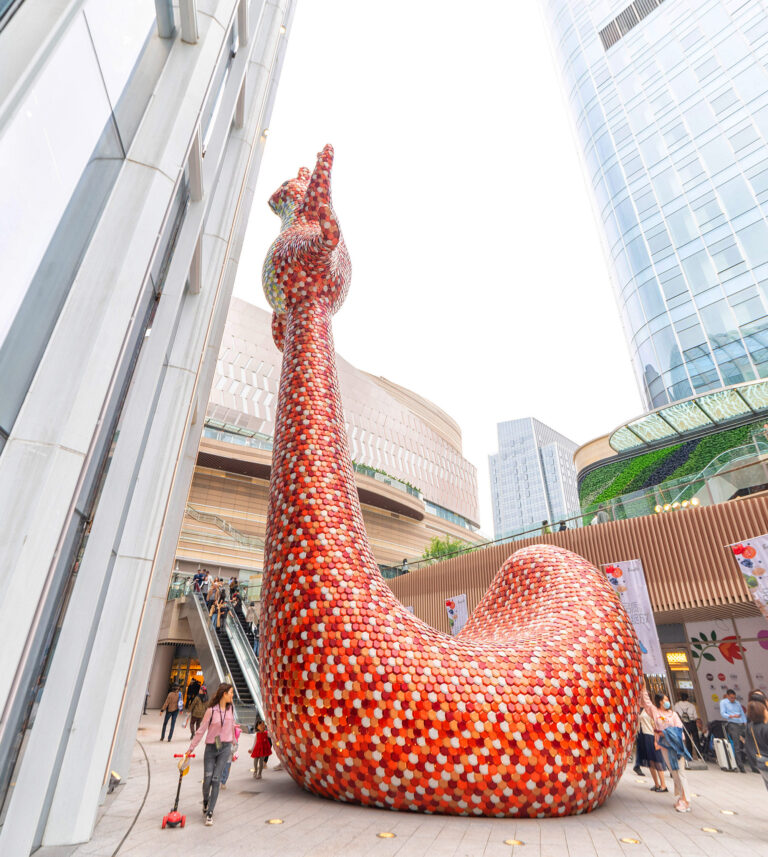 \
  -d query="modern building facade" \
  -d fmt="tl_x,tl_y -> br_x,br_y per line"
489,418 -> 580,538
0,1 -> 294,853
175,298 -> 480,585
543,0 -> 768,410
